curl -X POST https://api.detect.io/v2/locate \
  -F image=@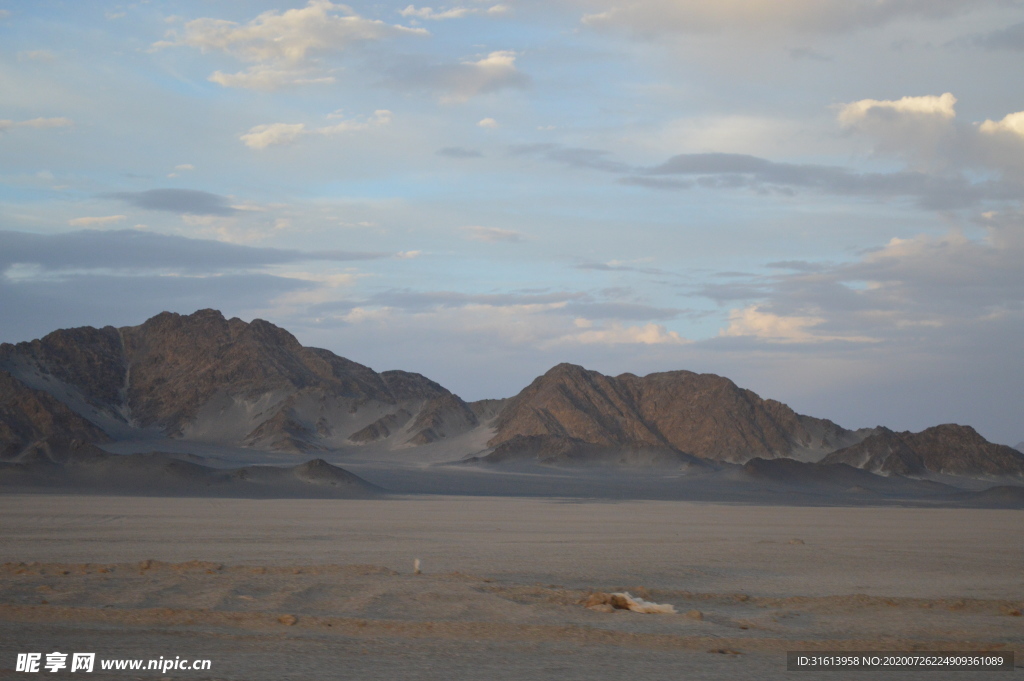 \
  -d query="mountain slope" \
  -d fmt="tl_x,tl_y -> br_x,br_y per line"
0,369 -> 109,461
